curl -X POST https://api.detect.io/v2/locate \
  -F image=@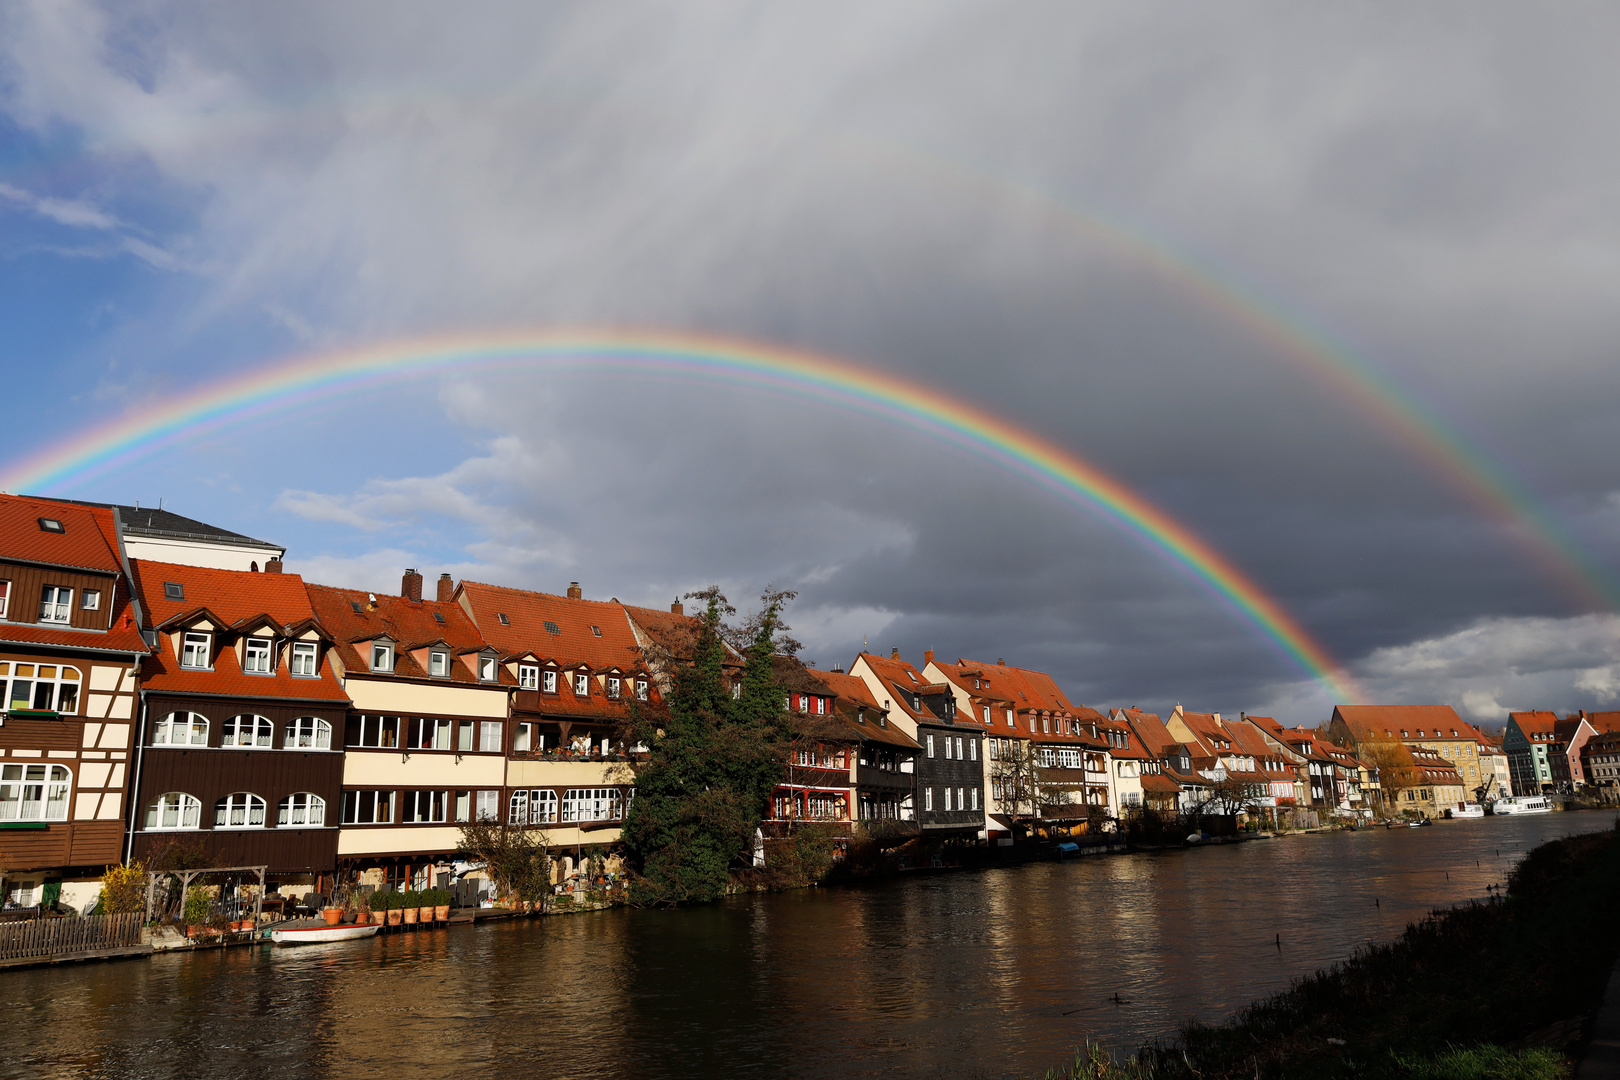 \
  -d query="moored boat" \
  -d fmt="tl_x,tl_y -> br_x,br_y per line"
1453,803 -> 1485,818
269,922 -> 381,947
1492,796 -> 1552,815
